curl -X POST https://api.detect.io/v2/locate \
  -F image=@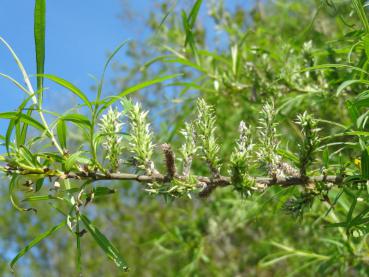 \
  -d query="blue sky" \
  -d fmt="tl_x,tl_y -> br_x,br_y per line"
0,0 -> 152,122
0,0 -> 250,141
